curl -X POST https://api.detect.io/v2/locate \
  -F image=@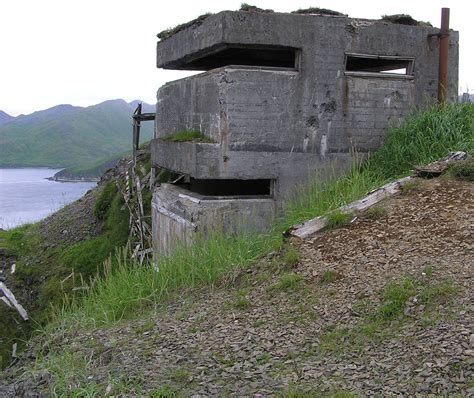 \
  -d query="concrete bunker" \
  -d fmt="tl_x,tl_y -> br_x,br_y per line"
151,9 -> 459,255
